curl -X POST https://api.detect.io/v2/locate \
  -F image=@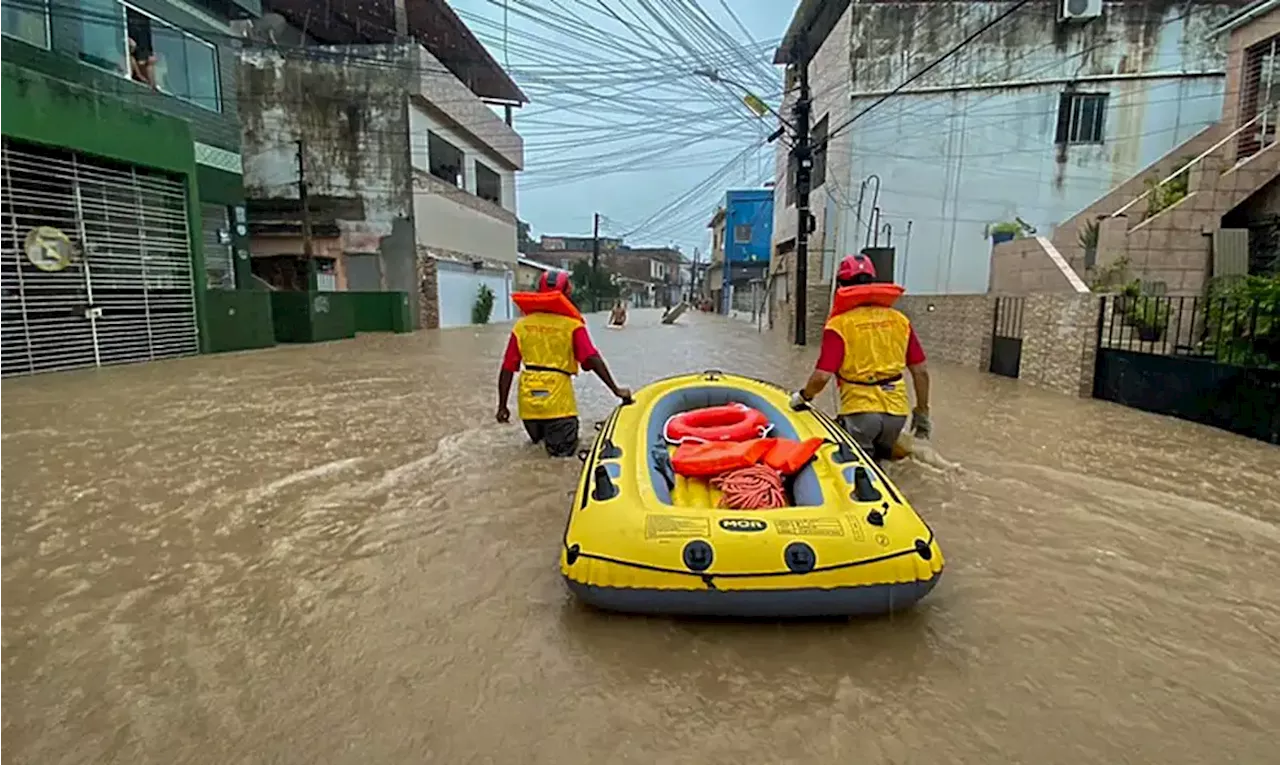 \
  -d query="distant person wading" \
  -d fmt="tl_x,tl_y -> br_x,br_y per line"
496,272 -> 631,457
